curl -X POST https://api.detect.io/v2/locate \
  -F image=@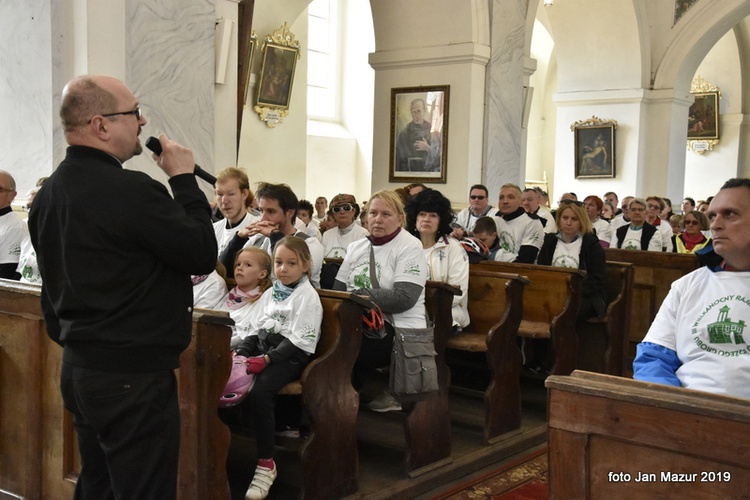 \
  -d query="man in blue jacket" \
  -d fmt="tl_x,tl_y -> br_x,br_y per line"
29,75 -> 217,500
633,178 -> 750,400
